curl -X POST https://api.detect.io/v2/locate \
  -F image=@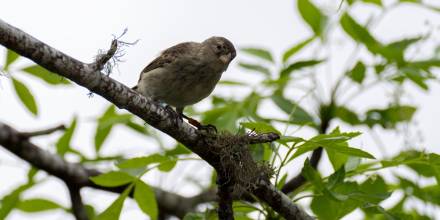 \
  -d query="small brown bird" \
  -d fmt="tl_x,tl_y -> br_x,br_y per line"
133,36 -> 236,128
